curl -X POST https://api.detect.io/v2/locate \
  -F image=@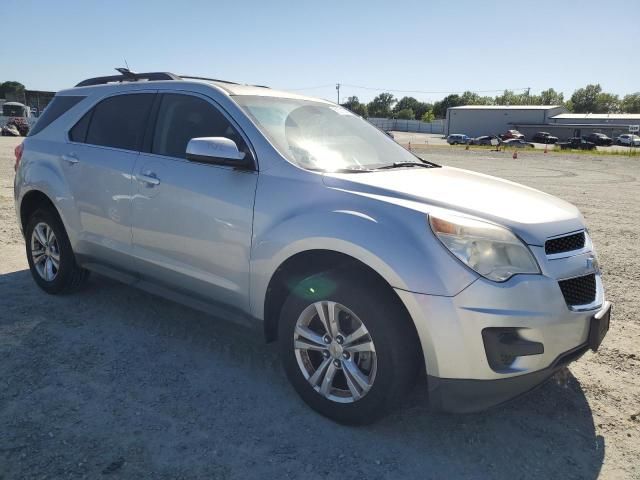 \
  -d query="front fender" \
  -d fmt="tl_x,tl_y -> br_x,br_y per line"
250,171 -> 477,319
